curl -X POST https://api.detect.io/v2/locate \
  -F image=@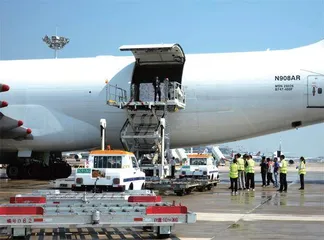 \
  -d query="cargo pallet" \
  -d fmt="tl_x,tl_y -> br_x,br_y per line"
145,176 -> 220,196
0,190 -> 196,239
